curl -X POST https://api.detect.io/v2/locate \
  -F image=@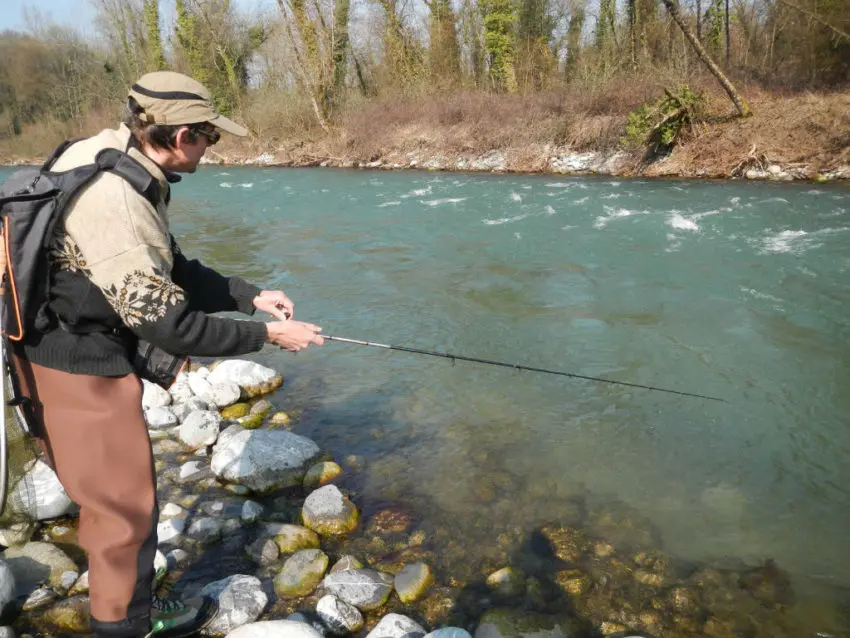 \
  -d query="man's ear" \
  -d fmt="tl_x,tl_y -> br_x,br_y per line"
173,126 -> 194,149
